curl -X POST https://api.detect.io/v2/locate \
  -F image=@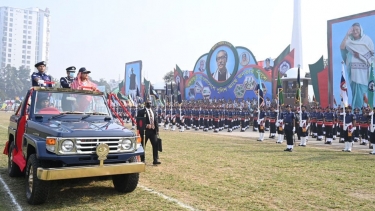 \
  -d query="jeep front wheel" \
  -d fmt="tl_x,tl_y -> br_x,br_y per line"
8,141 -> 22,177
25,154 -> 50,205
112,157 -> 139,193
